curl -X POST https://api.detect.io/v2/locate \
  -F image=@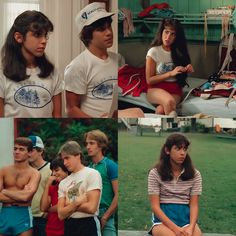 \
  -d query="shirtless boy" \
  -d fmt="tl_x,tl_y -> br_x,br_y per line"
0,137 -> 41,236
